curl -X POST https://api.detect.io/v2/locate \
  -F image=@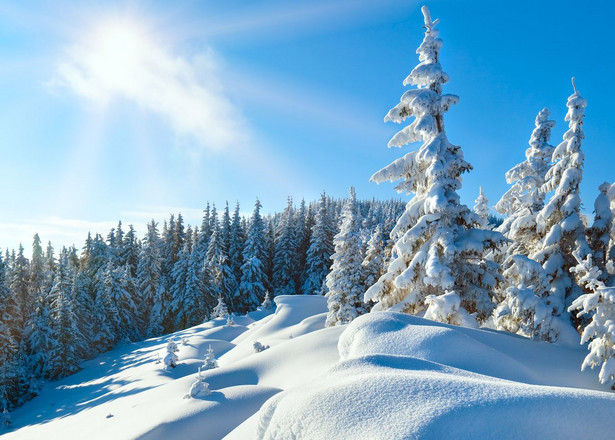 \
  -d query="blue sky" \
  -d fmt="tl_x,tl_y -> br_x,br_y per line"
0,0 -> 614,253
